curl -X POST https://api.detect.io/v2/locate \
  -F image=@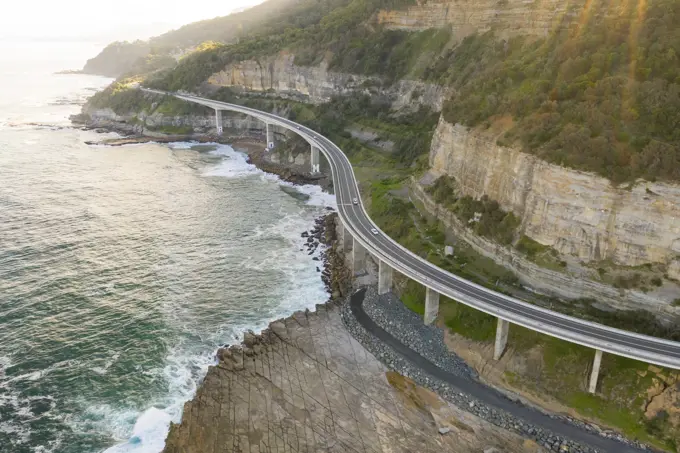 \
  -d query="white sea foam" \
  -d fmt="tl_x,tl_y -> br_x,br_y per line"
0,355 -> 11,376
96,407 -> 172,453
99,141 -> 335,453
0,391 -> 57,449
166,142 -> 197,150
201,143 -> 260,178
282,180 -> 337,208
91,353 -> 120,376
